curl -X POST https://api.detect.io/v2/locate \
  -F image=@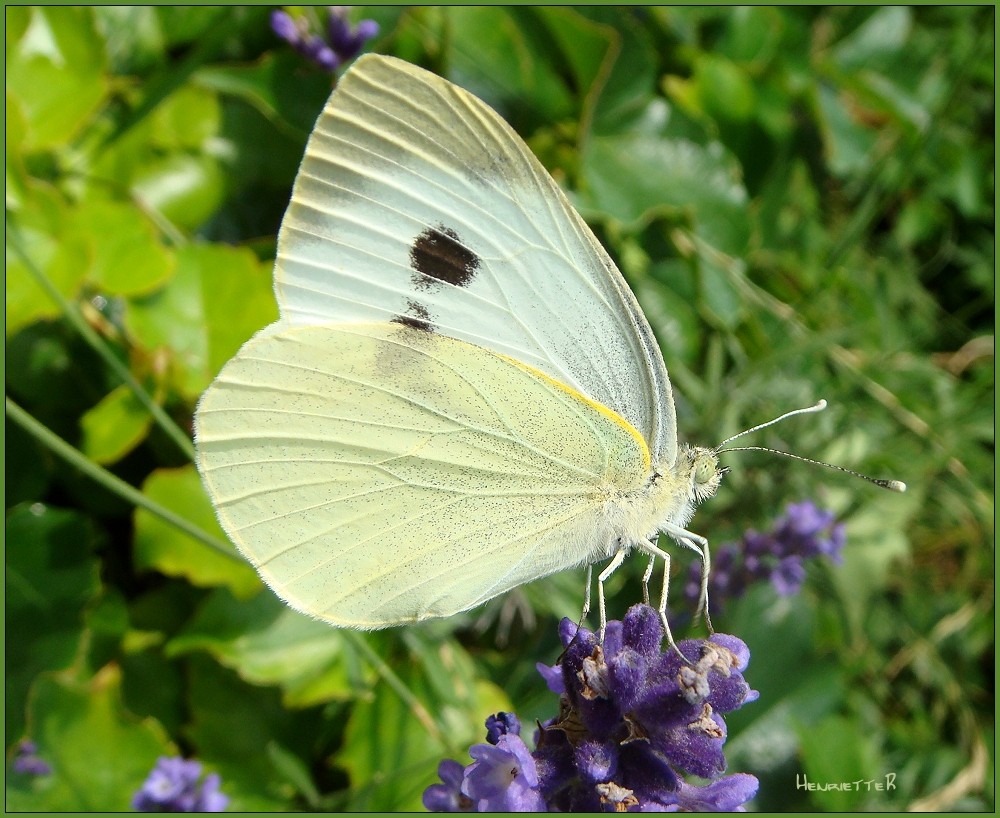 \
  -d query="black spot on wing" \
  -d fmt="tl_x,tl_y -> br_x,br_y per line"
409,225 -> 479,290
391,300 -> 435,333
